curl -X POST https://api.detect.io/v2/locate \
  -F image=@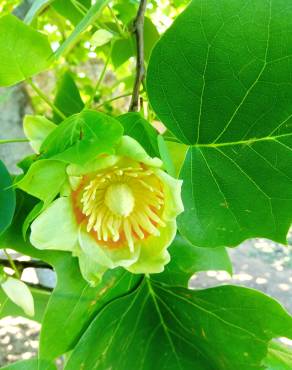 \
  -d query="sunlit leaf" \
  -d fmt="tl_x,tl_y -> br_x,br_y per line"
40,110 -> 124,164
0,14 -> 52,86
54,0 -> 109,58
147,0 -> 292,247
